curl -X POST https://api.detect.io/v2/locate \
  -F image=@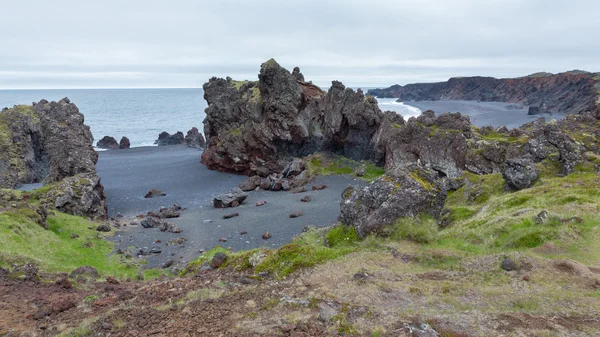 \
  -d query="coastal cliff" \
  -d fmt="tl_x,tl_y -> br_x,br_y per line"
367,71 -> 600,115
